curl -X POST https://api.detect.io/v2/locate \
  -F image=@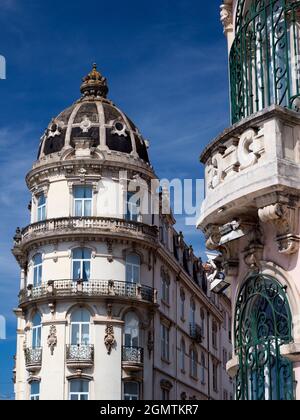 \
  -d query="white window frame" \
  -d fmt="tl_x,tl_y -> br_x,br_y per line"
123,382 -> 139,401
30,382 -> 40,400
69,380 -> 89,401
126,192 -> 140,222
72,248 -> 92,281
32,314 -> 42,349
70,310 -> 91,346
125,254 -> 141,284
73,185 -> 93,218
37,193 -> 46,222
33,254 -> 43,287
